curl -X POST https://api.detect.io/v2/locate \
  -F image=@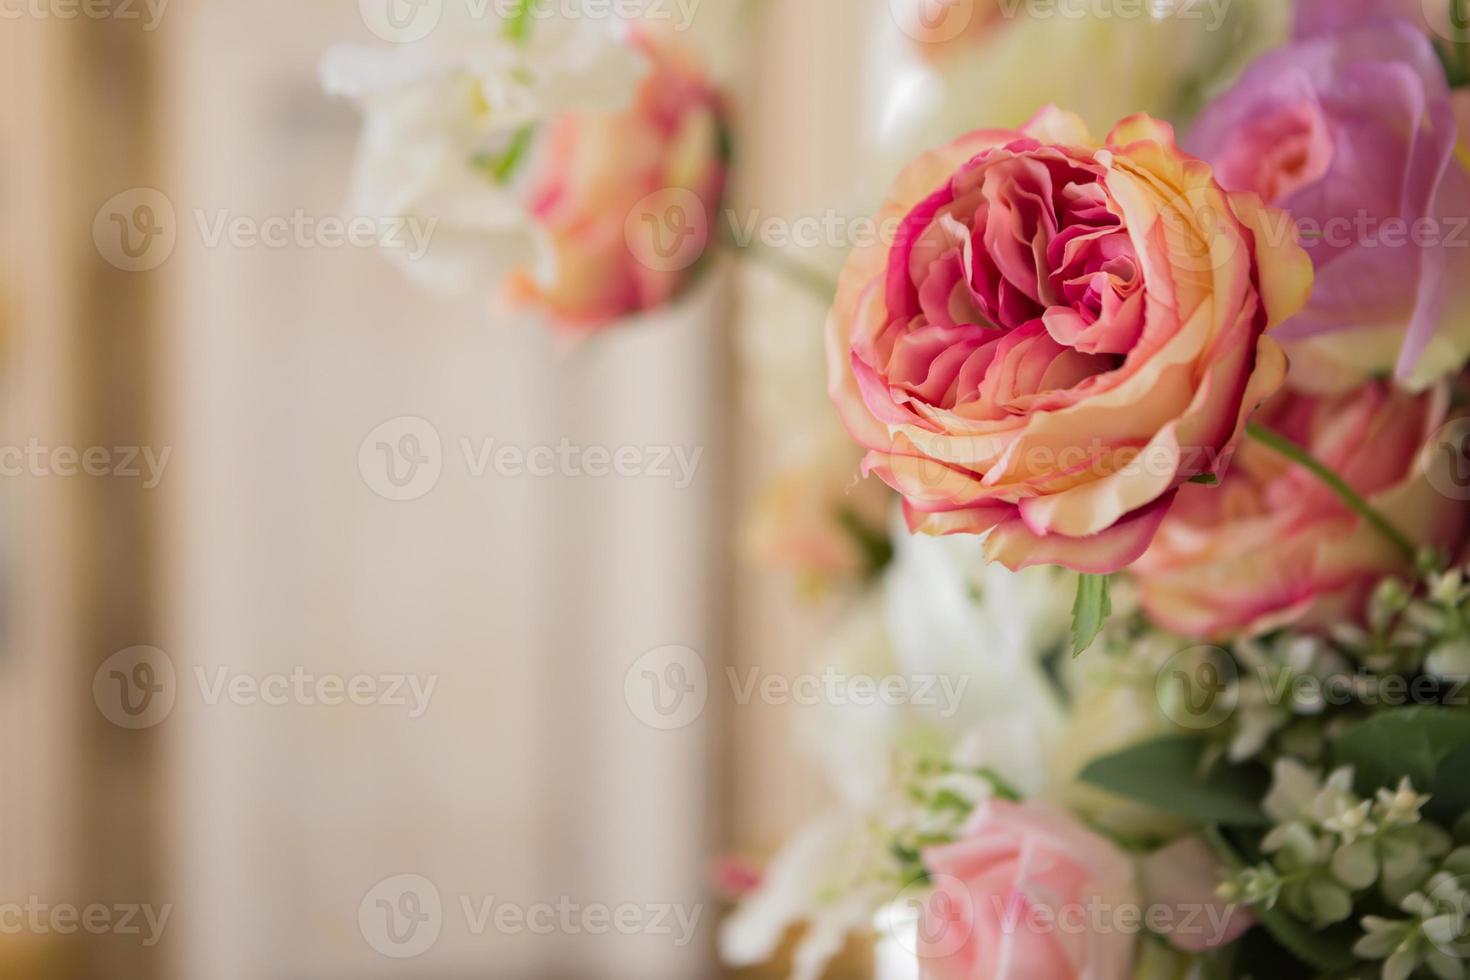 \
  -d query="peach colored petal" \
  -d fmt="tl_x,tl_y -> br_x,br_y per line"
1228,192 -> 1314,331
984,492 -> 1176,574
1022,105 -> 1096,147
1107,113 -> 1177,150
